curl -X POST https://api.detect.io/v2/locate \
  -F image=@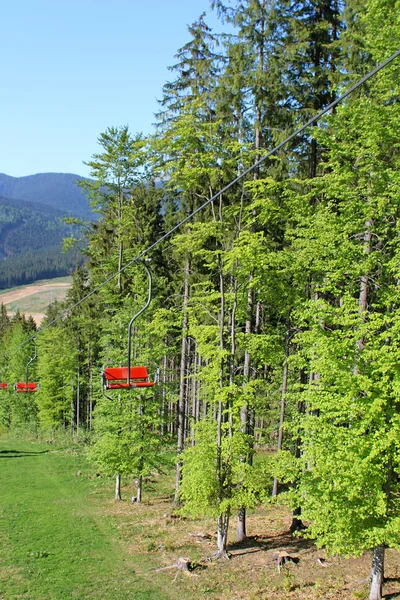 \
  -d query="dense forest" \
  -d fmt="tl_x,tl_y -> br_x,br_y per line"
0,196 -> 83,288
0,1 -> 399,599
